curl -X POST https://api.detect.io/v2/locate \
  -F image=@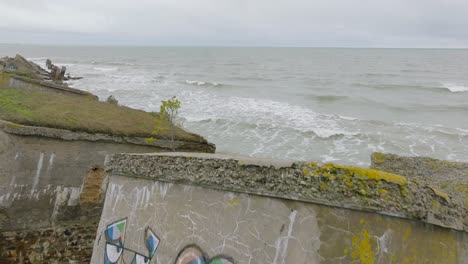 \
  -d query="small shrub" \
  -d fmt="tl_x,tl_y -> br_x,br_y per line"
106,95 -> 119,105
